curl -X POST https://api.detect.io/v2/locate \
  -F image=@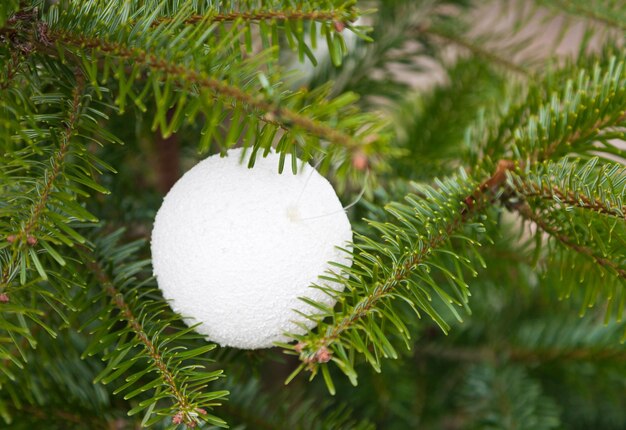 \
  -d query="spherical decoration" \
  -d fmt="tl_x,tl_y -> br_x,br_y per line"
151,148 -> 352,349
